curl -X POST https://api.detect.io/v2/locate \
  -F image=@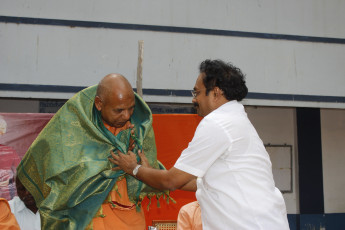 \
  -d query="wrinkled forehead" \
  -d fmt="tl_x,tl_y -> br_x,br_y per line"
105,89 -> 135,104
